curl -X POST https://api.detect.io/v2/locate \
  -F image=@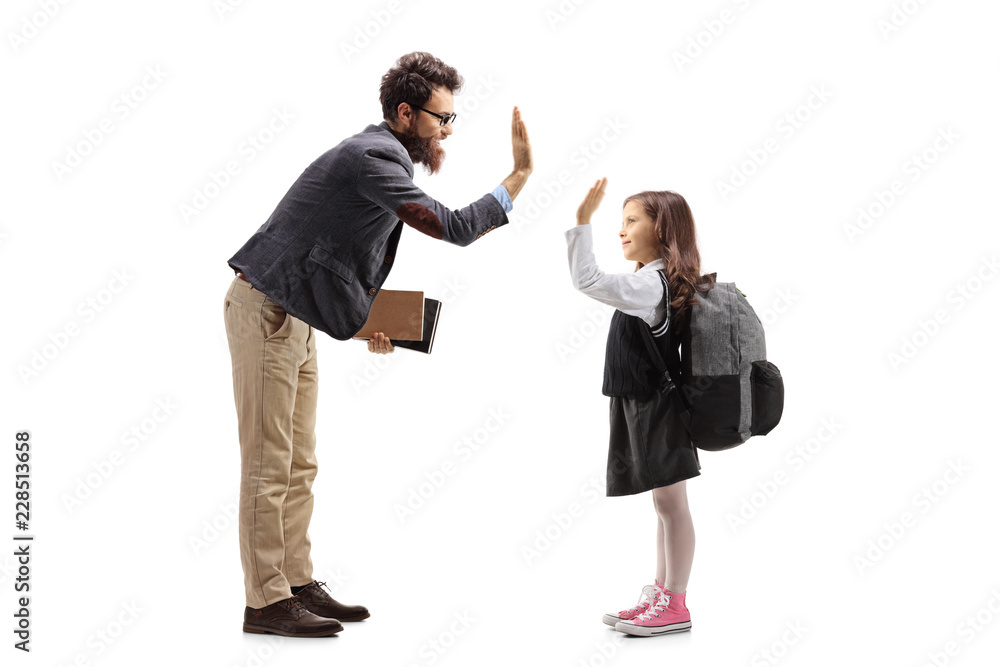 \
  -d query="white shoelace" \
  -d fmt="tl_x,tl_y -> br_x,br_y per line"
634,590 -> 671,622
623,585 -> 659,615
